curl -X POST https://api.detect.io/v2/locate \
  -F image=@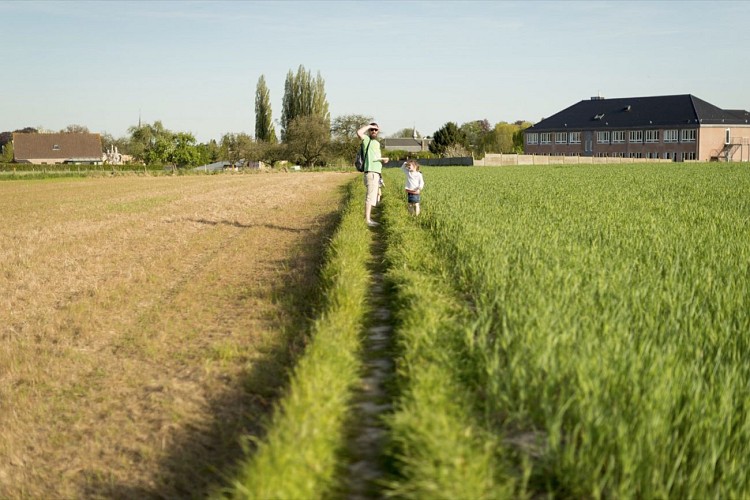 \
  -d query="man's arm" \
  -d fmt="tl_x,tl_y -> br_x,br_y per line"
356,124 -> 373,139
